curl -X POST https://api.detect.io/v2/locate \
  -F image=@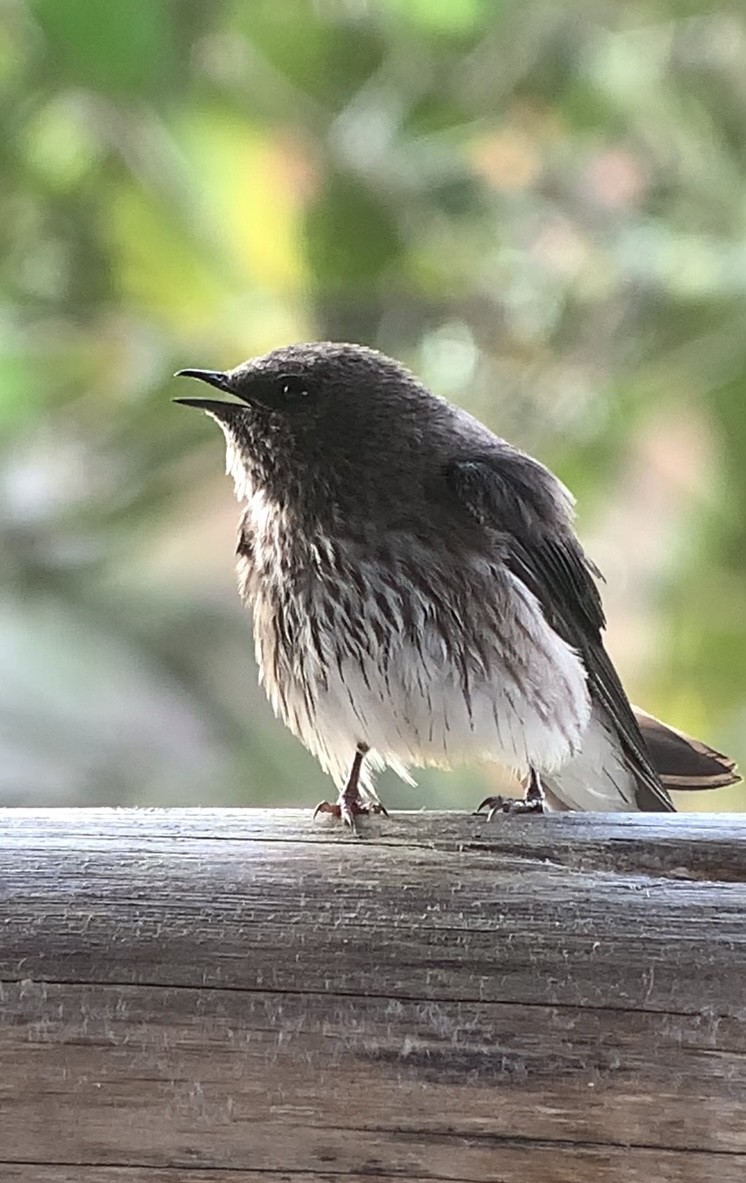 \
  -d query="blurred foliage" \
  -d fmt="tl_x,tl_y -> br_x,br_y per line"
0,0 -> 744,810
